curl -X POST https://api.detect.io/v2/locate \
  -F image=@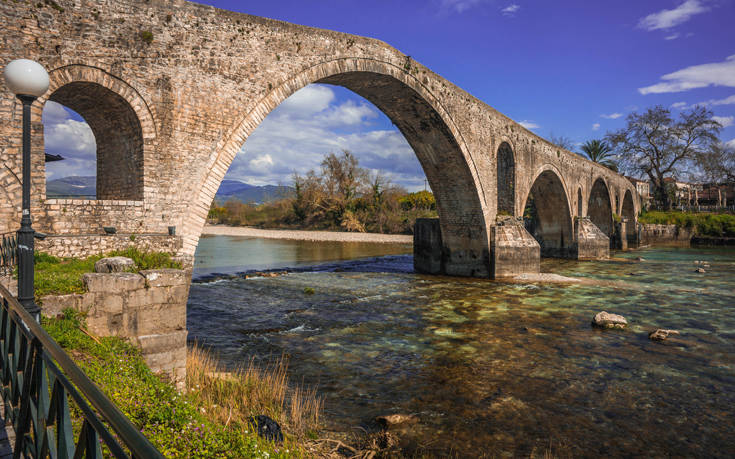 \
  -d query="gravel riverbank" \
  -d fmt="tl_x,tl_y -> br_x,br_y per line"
201,225 -> 413,244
